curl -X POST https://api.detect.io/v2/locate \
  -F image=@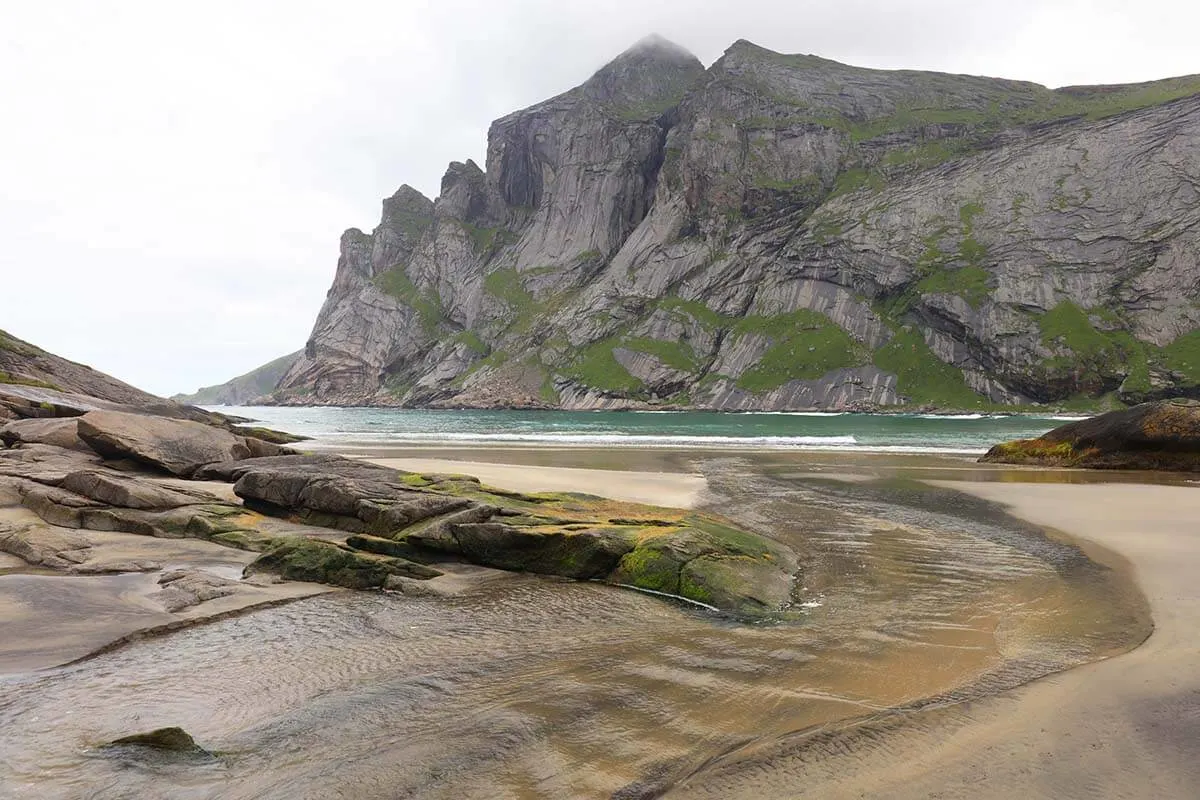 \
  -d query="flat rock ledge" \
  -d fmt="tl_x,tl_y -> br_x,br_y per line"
1,406 -> 799,617
980,399 -> 1200,471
